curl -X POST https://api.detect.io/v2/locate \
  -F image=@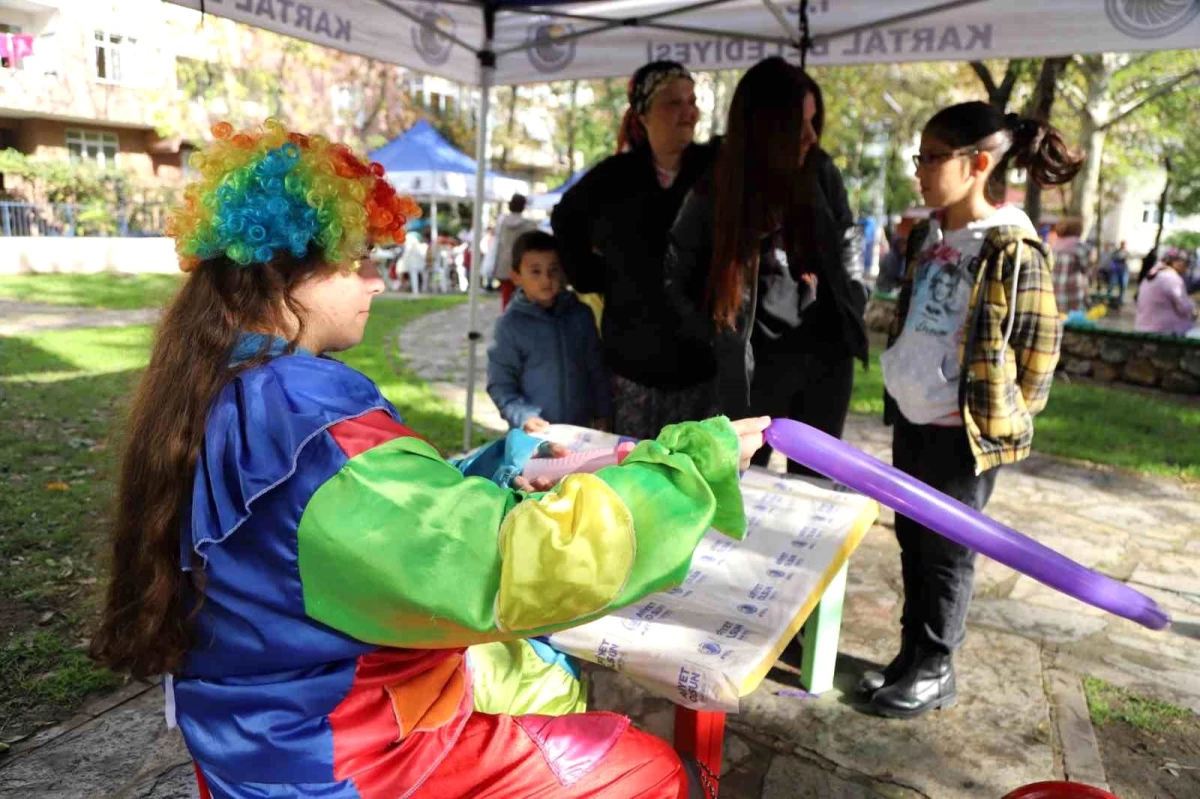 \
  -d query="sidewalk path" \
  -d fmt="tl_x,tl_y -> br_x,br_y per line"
0,301 -> 160,336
